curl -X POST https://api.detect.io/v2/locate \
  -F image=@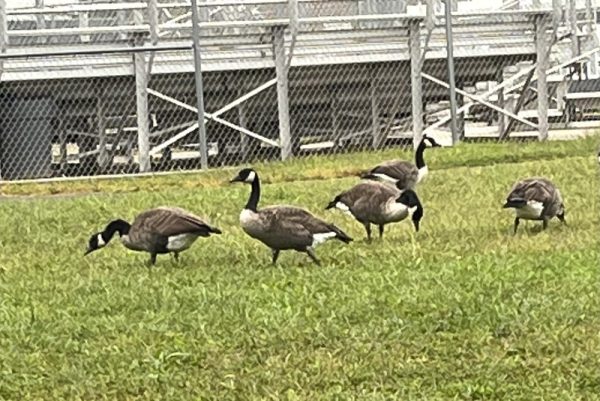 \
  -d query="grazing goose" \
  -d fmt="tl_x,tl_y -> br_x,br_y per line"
503,177 -> 566,234
325,181 -> 423,241
230,168 -> 352,265
361,134 -> 441,189
85,206 -> 221,265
